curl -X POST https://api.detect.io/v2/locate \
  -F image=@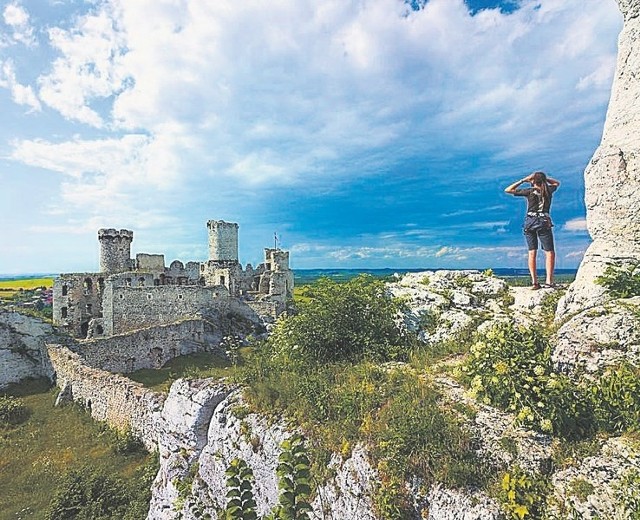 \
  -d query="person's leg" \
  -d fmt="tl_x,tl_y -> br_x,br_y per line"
539,229 -> 555,285
524,230 -> 539,287
528,250 -> 538,287
545,250 -> 555,285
